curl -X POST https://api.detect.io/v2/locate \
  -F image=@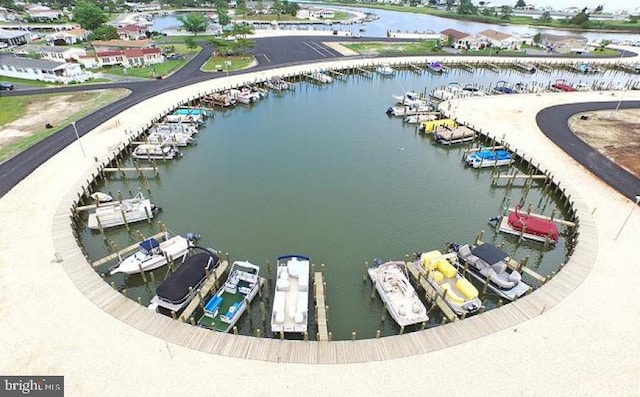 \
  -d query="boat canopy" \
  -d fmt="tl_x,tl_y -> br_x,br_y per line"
508,207 -> 560,241
470,243 -> 508,265
156,251 -> 219,304
140,238 -> 160,253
